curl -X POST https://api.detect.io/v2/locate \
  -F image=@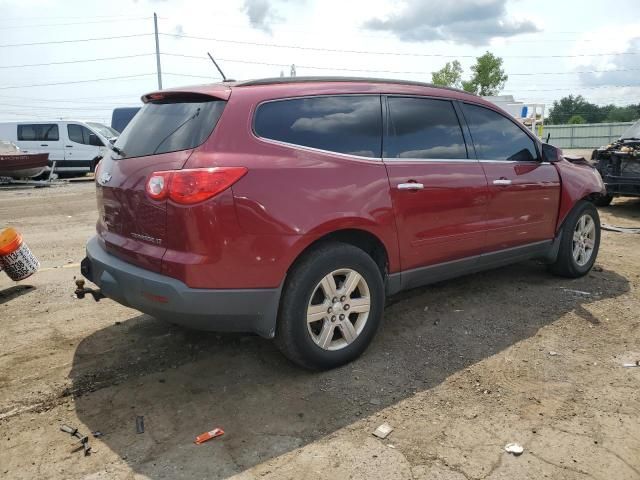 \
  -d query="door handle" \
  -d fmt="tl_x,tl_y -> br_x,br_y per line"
40,144 -> 48,147
65,145 -> 73,147
493,179 -> 512,186
398,182 -> 424,190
